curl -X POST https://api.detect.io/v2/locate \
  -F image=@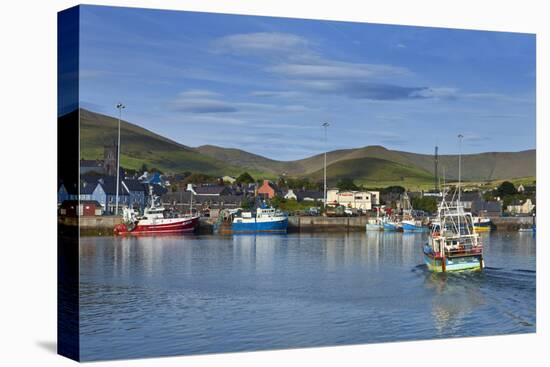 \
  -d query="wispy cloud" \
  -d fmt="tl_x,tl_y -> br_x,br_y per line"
211,32 -> 311,56
170,91 -> 237,113
251,90 -> 303,98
